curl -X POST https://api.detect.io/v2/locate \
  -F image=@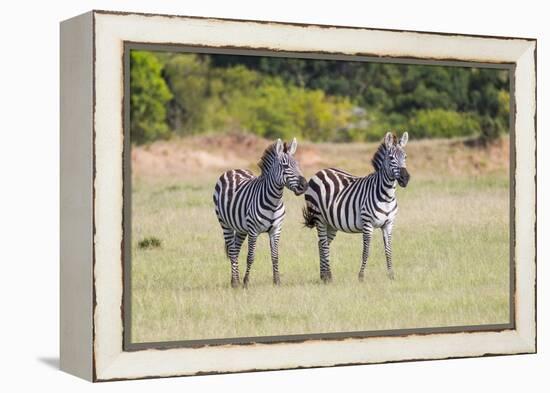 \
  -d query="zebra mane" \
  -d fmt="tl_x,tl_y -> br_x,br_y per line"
371,134 -> 397,171
258,141 -> 288,174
